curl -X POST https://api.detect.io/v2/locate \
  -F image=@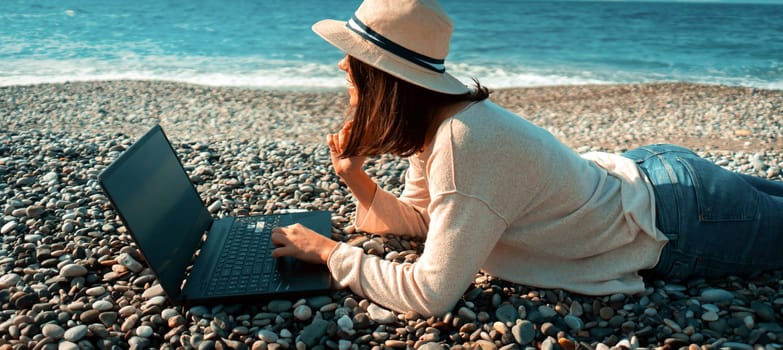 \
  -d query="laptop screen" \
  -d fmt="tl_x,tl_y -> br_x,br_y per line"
99,125 -> 212,299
